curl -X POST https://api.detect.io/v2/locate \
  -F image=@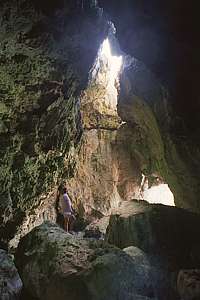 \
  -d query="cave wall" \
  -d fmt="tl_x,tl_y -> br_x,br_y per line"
1,0 -> 200,249
99,0 -> 200,132
119,62 -> 200,211
64,50 -> 172,216
66,57 -> 200,217
0,0 -> 109,245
